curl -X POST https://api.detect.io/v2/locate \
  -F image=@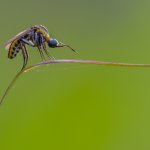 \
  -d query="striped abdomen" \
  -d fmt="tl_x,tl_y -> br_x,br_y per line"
8,39 -> 21,59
